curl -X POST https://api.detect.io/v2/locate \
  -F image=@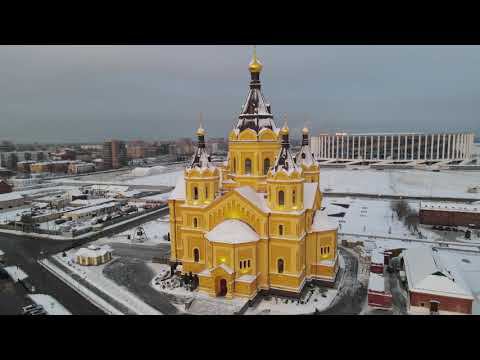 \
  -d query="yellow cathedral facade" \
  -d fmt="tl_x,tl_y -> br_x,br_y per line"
168,49 -> 339,300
